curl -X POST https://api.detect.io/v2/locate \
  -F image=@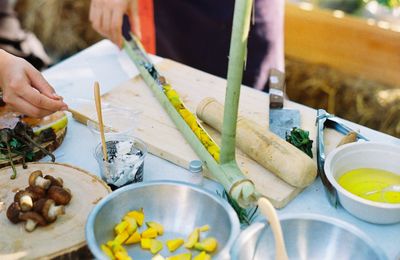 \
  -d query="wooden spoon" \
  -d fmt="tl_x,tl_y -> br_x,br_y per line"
258,197 -> 288,260
94,82 -> 108,162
